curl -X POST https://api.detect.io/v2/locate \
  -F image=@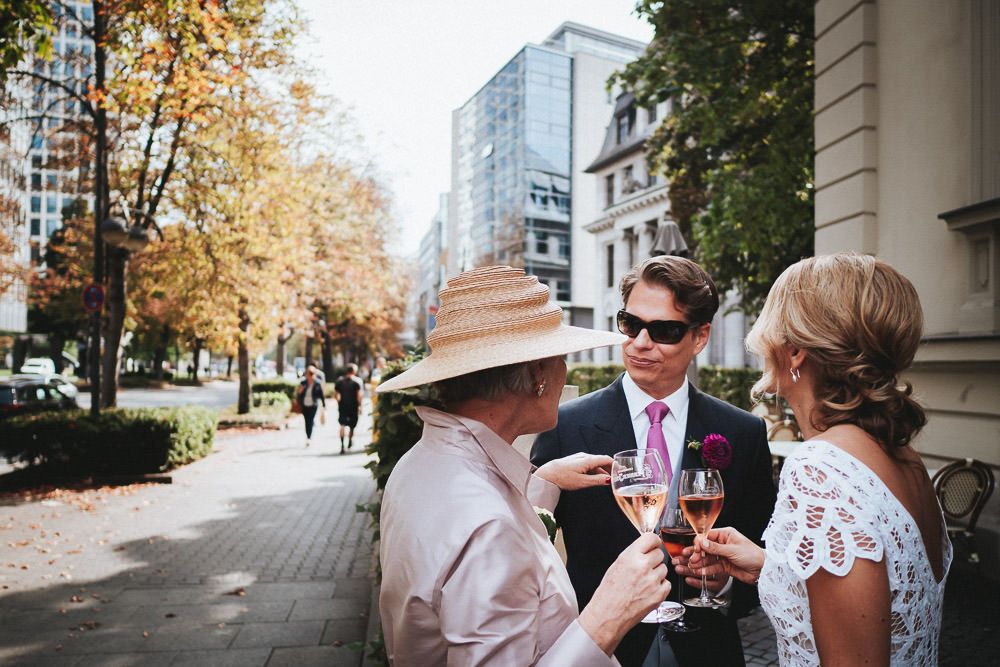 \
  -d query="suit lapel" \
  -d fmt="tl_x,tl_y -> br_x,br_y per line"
682,383 -> 708,471
578,374 -> 634,456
